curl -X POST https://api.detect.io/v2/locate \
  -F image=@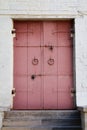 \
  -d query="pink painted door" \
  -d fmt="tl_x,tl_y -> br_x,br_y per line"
13,21 -> 43,109
13,21 -> 74,110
